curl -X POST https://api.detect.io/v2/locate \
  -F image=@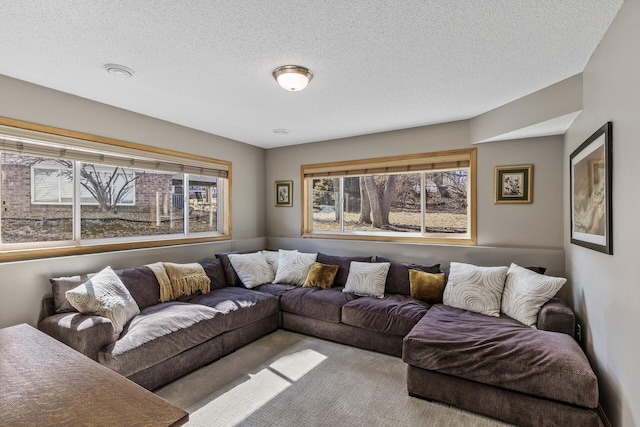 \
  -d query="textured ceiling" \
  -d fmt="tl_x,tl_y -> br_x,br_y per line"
0,1 -> 623,148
